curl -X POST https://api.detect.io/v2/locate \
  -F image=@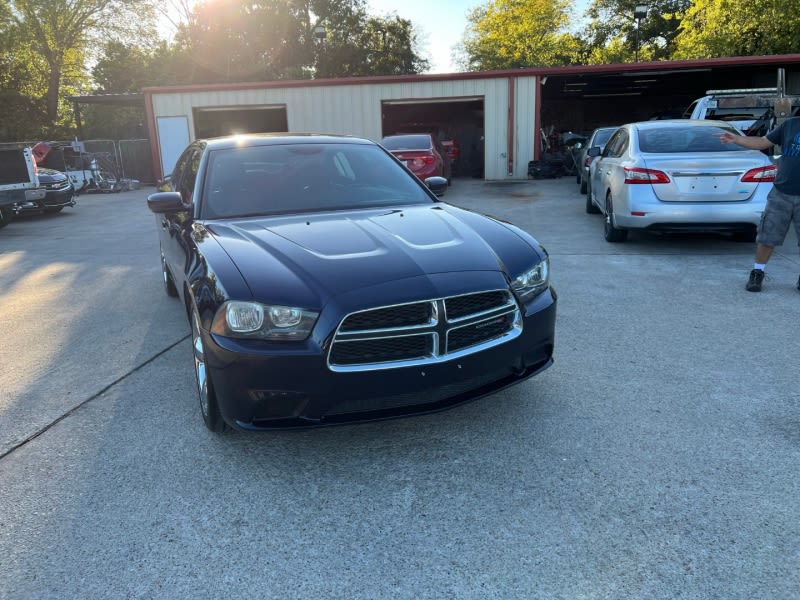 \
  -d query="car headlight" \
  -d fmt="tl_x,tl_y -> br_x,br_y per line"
511,258 -> 549,302
210,301 -> 319,340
